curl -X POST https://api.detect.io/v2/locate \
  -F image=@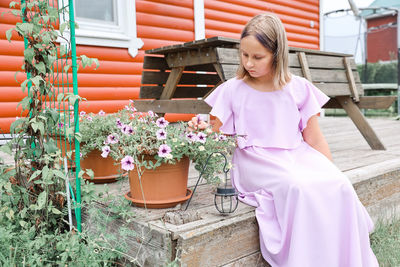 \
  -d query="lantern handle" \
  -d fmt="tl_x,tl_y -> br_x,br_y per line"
184,152 -> 229,211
